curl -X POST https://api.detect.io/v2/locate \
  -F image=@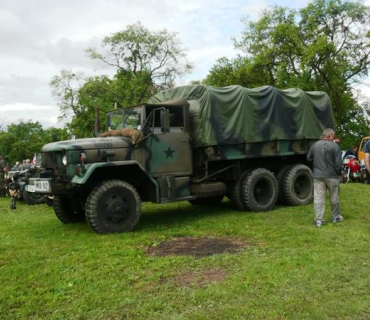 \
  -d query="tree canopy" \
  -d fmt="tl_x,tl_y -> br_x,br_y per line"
205,0 -> 370,147
0,122 -> 68,163
50,23 -> 192,138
